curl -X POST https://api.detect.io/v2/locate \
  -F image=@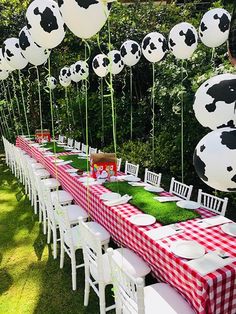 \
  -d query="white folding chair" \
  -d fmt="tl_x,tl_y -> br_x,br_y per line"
89,147 -> 98,155
169,177 -> 193,200
67,138 -> 74,148
144,169 -> 162,187
125,161 -> 139,177
197,189 -> 228,216
79,219 -> 150,314
56,209 -> 110,291
81,143 -> 88,154
117,158 -> 122,172
74,140 -> 81,151
58,135 -> 65,144
108,248 -> 195,314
